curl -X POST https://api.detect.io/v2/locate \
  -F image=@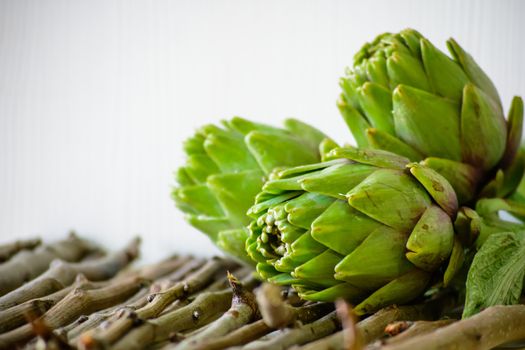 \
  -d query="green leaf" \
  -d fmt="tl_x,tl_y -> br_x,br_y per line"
285,193 -> 335,229
366,128 -> 424,162
284,118 -> 328,152
408,163 -> 458,217
184,154 -> 220,184
443,236 -> 465,287
347,169 -> 431,232
207,170 -> 264,227
499,150 -> 525,198
446,38 -> 501,108
217,228 -> 254,265
460,84 -> 507,171
392,84 -> 461,161
365,55 -> 389,89
463,232 -> 525,318
311,200 -> 382,255
203,132 -> 259,172
228,116 -> 283,135
299,282 -> 367,303
399,29 -> 423,57
357,82 -> 394,134
355,268 -> 431,315
175,167 -> 195,187
319,138 -> 340,161
334,226 -> 413,290
420,38 -> 469,100
501,96 -> 524,168
421,157 -> 481,204
275,231 -> 325,273
245,131 -> 321,174
405,205 -> 454,271
183,133 -> 206,155
386,51 -> 430,91
173,184 -> 224,217
340,75 -> 362,110
337,97 -> 370,148
186,215 -> 232,242
293,249 -> 343,288
300,162 -> 377,200
326,147 -> 409,170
